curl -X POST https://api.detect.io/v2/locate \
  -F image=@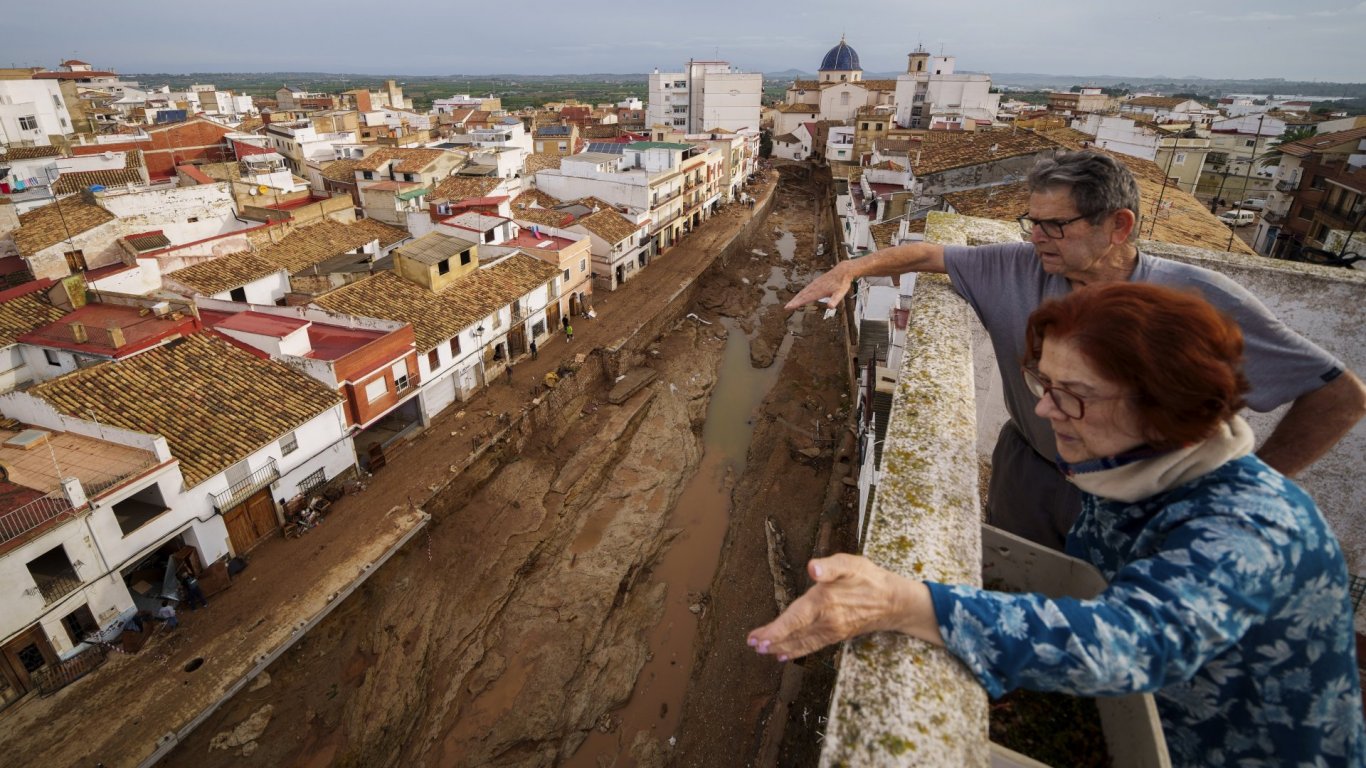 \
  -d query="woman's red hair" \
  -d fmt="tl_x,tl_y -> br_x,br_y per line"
1025,283 -> 1249,448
